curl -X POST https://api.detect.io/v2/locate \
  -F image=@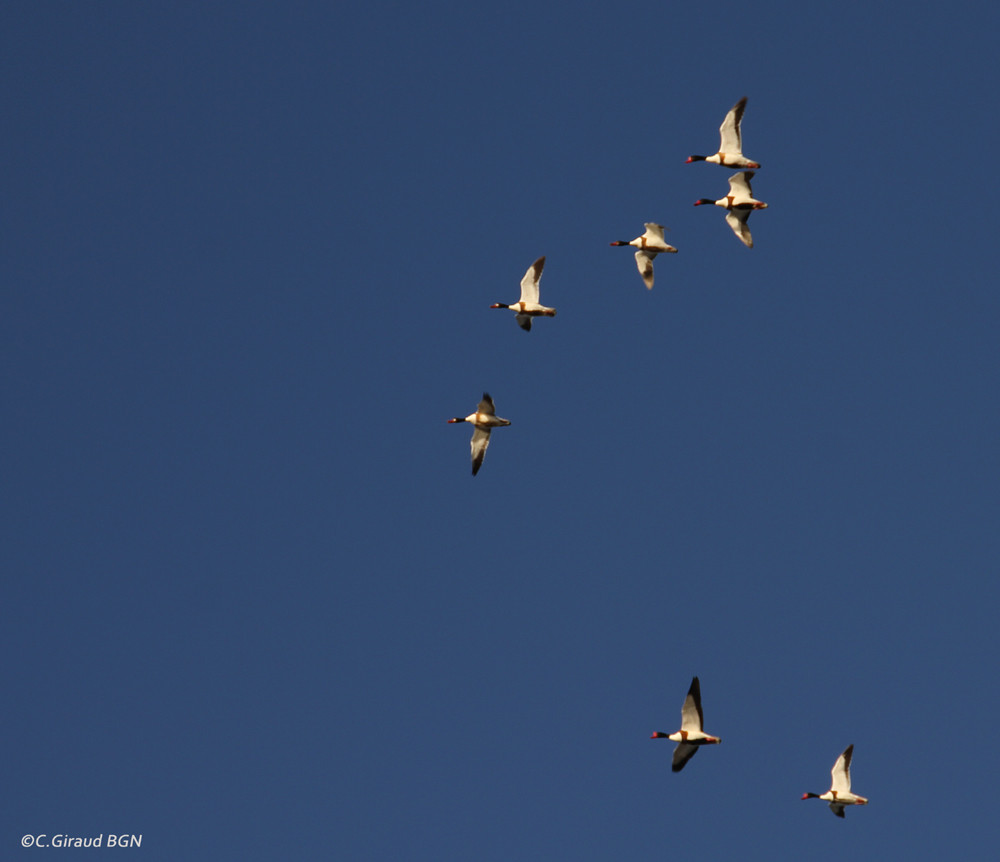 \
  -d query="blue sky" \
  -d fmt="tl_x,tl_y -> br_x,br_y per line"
4,2 -> 999,859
